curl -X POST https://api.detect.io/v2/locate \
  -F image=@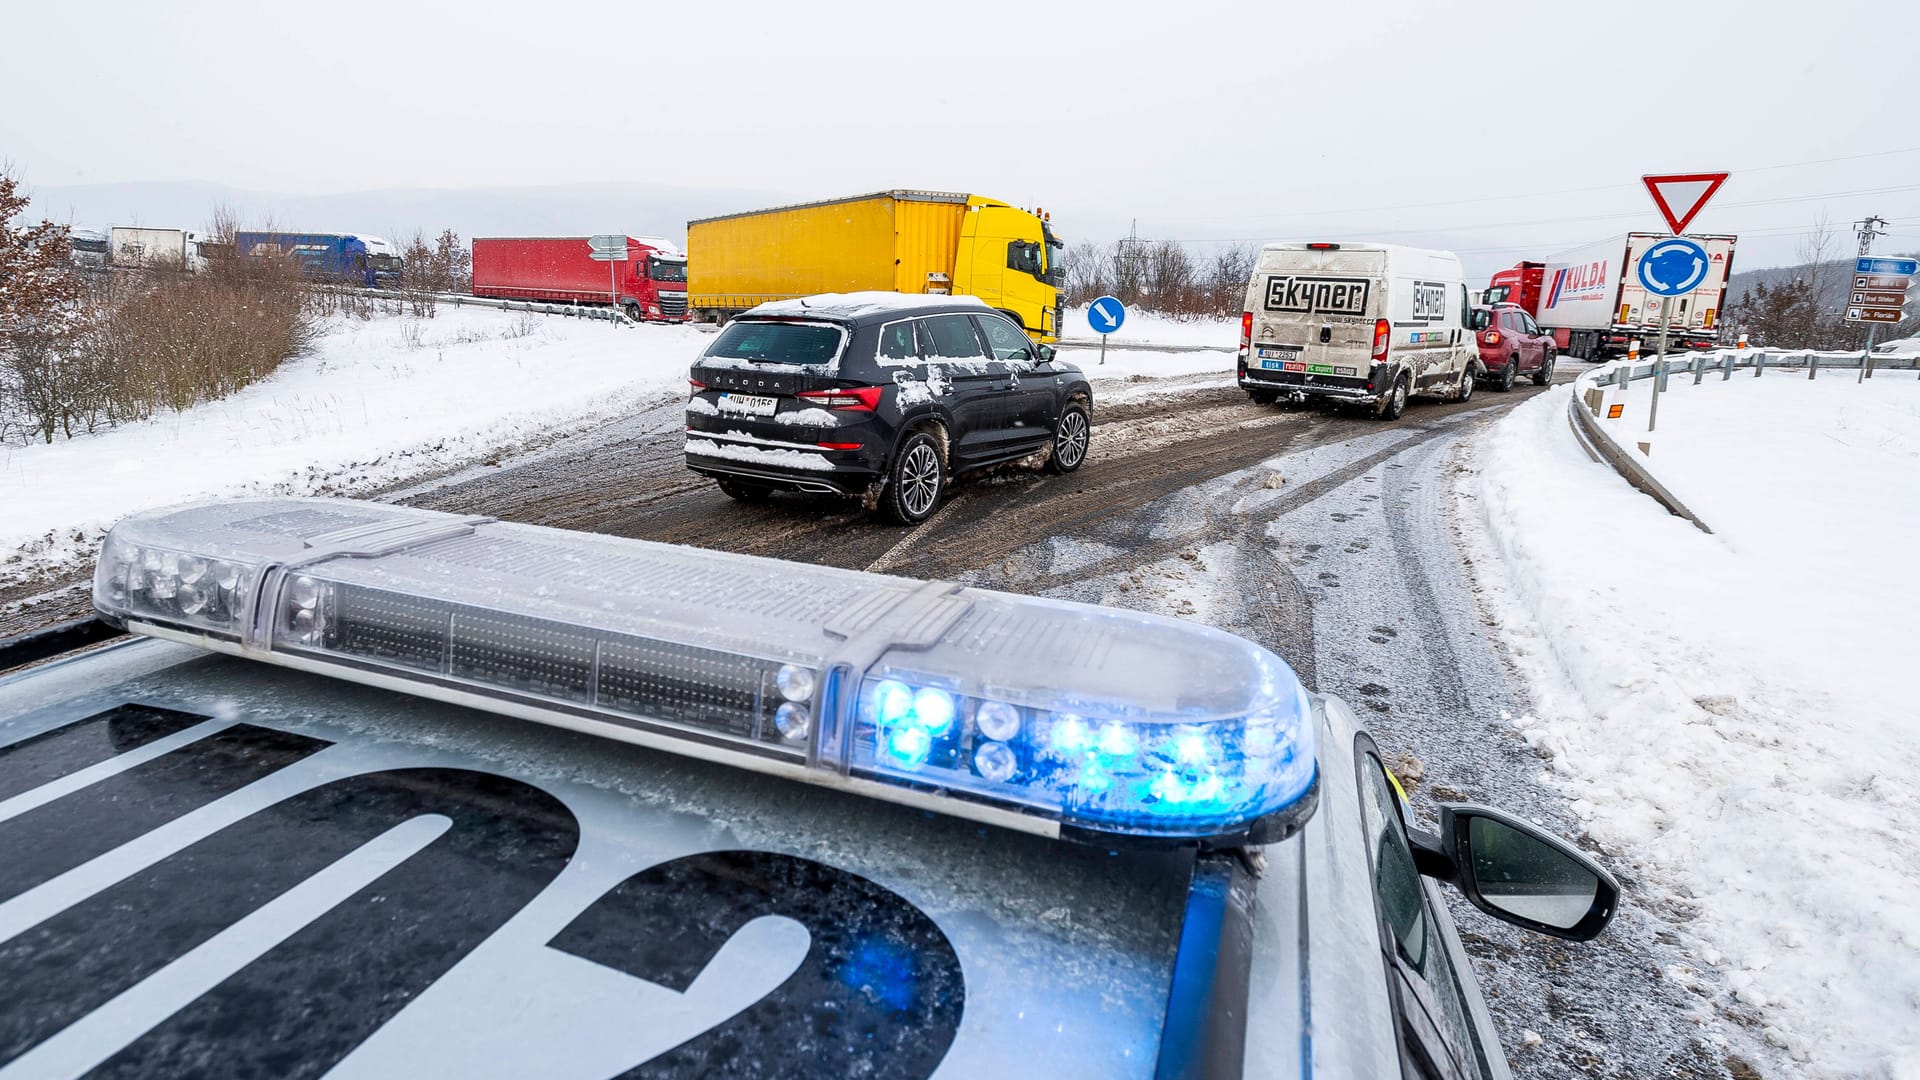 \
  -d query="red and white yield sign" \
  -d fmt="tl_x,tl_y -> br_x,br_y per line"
1643,172 -> 1730,234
